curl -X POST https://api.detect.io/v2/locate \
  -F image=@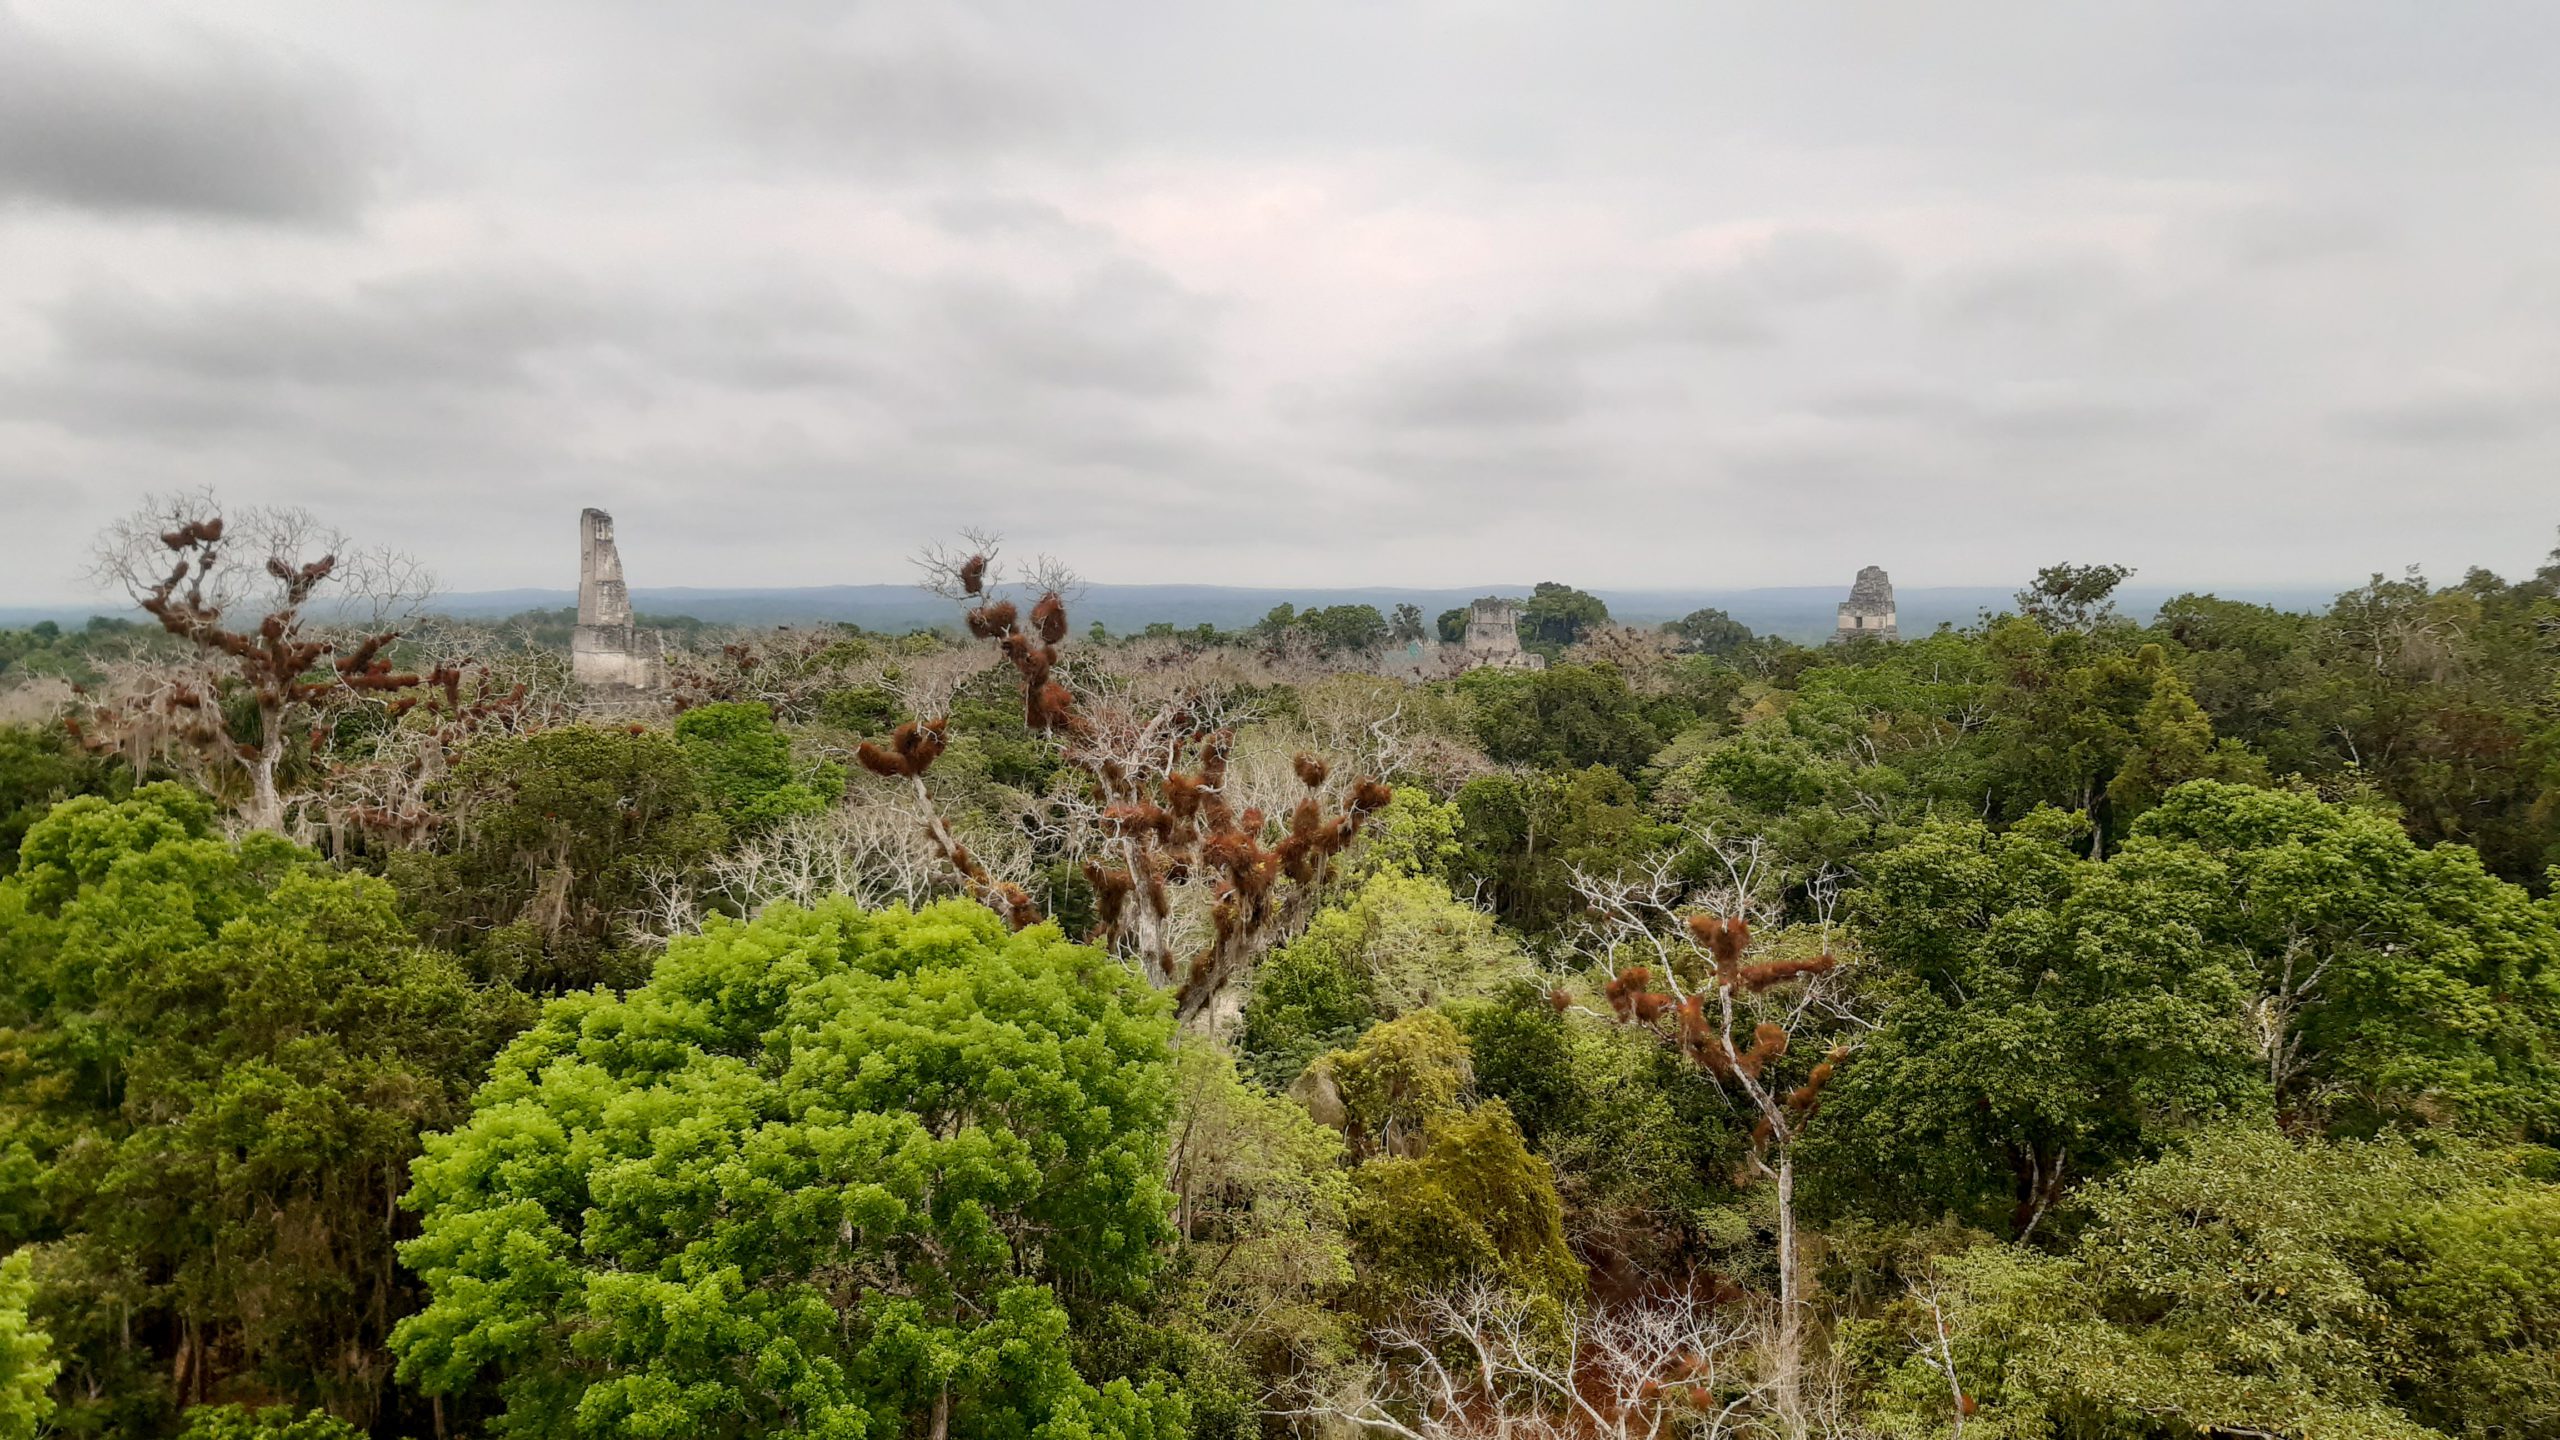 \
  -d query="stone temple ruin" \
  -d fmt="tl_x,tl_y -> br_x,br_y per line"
1456,597 -> 1545,671
571,508 -> 663,692
1374,596 -> 1547,681
1834,565 -> 1899,642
